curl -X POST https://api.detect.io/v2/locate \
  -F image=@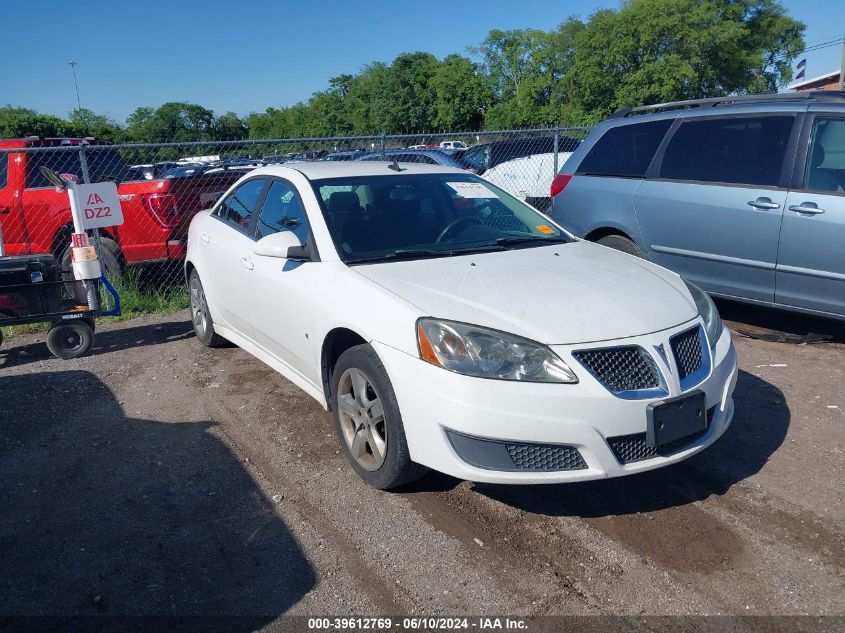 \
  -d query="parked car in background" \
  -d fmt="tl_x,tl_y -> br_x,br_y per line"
355,149 -> 469,169
0,137 -> 247,275
456,136 -> 581,210
439,140 -> 469,151
322,151 -> 367,161
550,91 -> 845,321
185,161 -> 737,490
